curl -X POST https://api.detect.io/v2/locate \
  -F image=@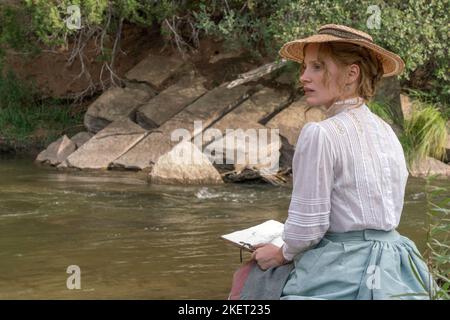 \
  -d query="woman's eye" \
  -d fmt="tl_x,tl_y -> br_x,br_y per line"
313,64 -> 321,70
